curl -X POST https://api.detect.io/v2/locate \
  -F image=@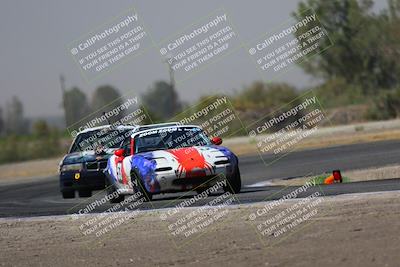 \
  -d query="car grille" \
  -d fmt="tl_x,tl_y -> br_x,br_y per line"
214,160 -> 230,165
85,160 -> 108,171
172,176 -> 216,186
